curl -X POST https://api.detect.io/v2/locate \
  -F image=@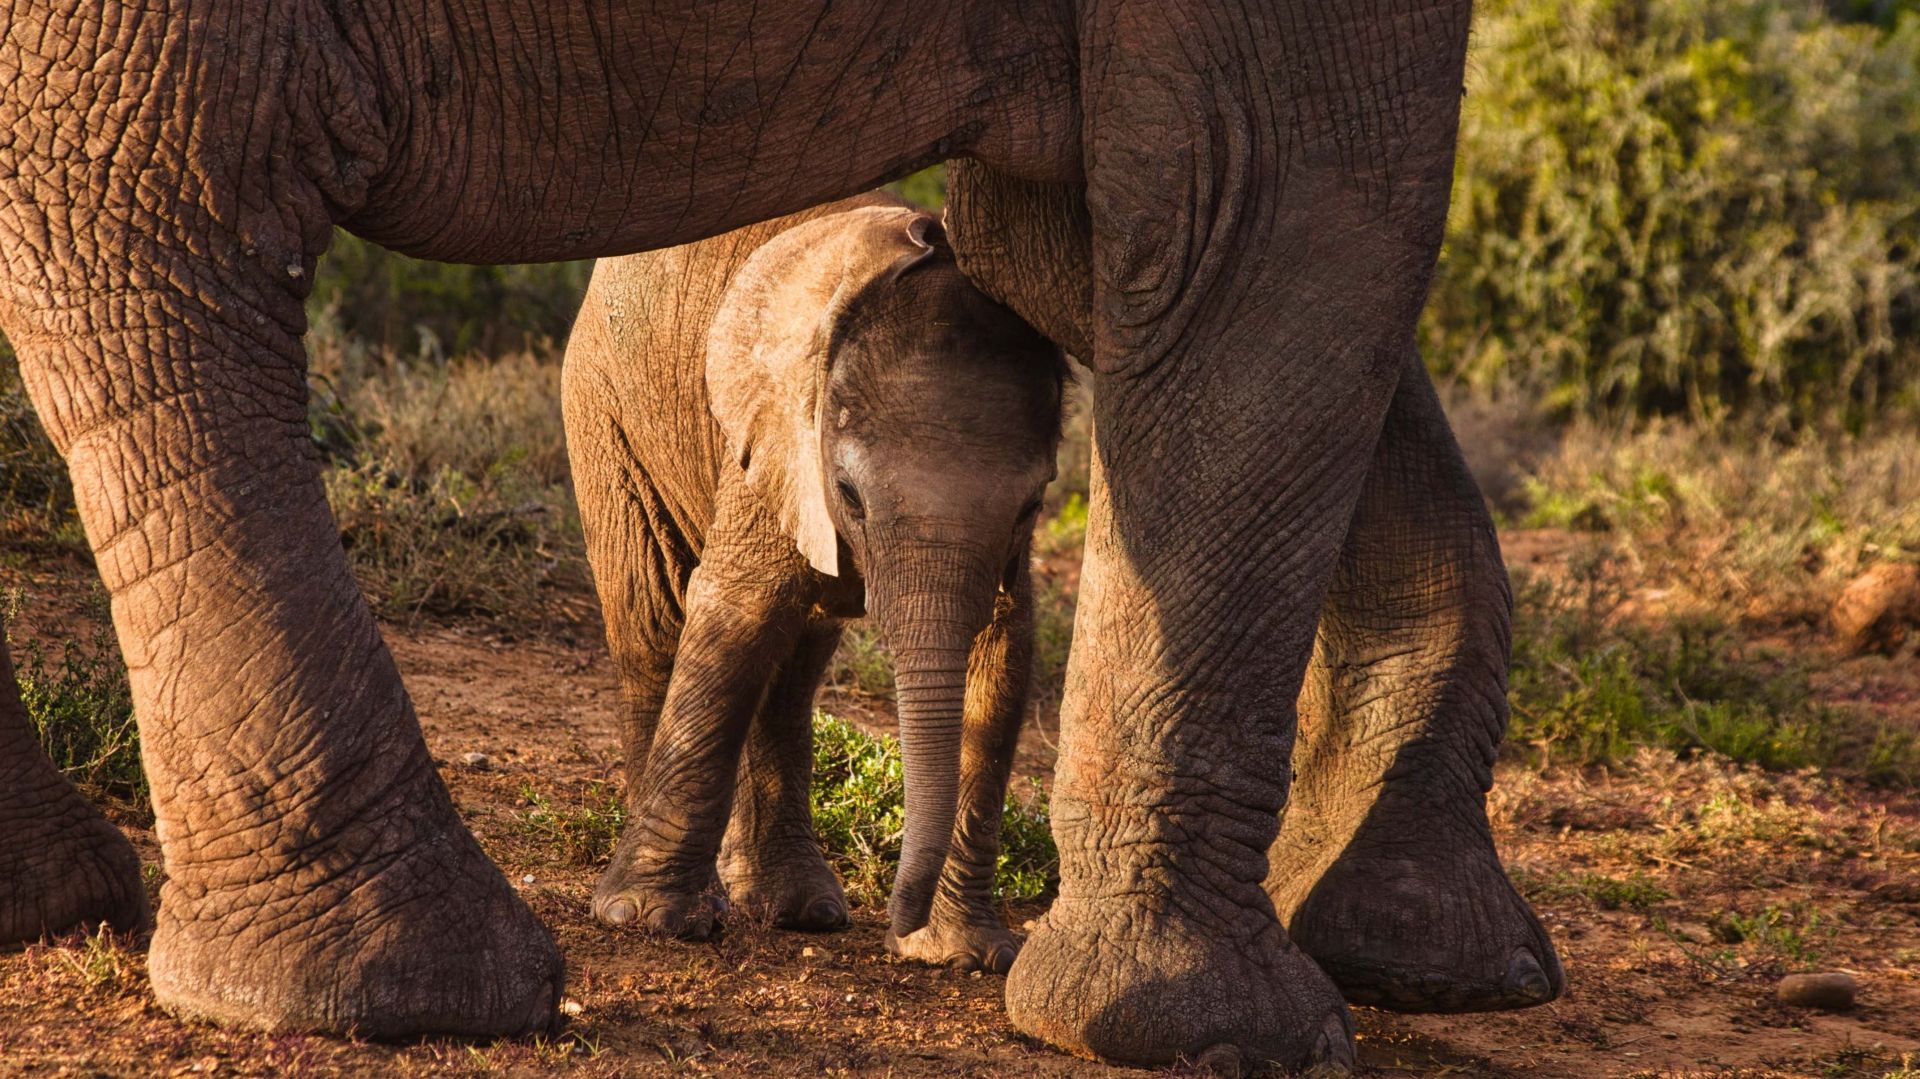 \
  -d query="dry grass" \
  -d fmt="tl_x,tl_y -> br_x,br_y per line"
1517,419 -> 1920,624
307,320 -> 586,625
